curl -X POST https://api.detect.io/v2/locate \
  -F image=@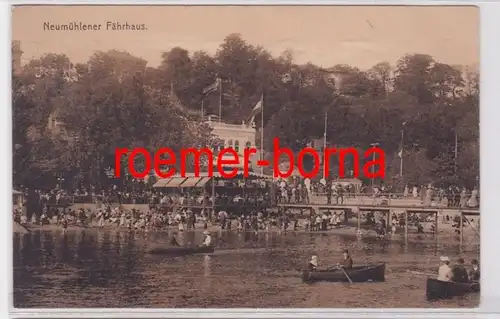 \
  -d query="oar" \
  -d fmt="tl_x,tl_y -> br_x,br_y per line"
327,264 -> 353,284
338,265 -> 354,284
